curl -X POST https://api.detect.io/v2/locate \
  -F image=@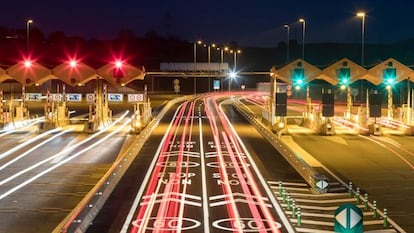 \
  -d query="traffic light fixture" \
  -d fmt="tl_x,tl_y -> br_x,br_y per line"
275,92 -> 287,116
383,67 -> 396,86
292,67 -> 305,88
337,67 -> 350,86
